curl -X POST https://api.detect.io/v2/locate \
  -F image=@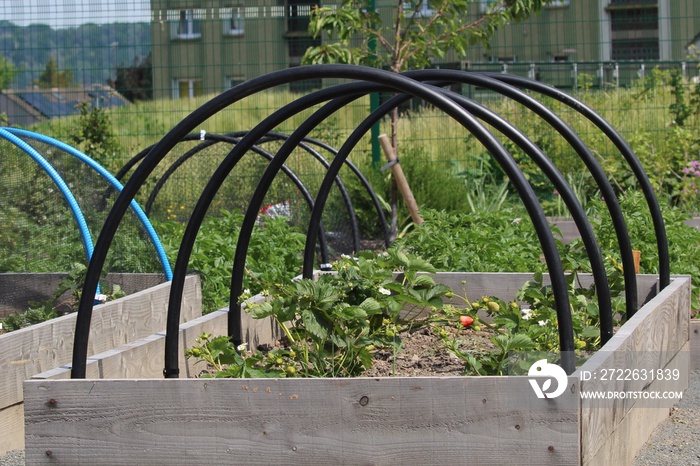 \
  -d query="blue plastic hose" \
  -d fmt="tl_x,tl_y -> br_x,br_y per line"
0,127 -> 102,296
2,128 -> 173,281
